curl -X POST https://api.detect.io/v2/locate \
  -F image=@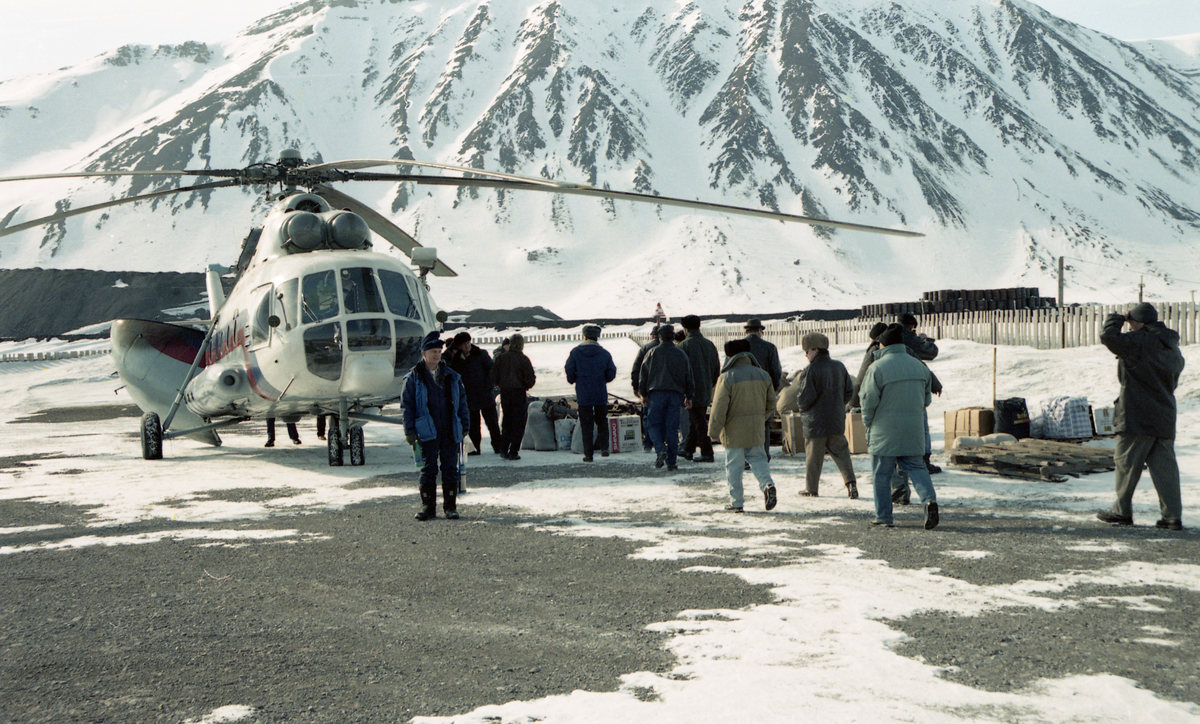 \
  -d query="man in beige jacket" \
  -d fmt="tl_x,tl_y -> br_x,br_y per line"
709,339 -> 779,512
